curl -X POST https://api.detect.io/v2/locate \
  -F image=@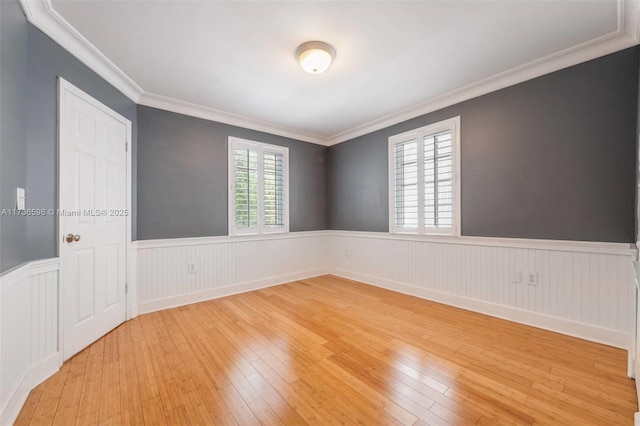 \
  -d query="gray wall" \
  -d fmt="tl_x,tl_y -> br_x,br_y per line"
25,25 -> 138,262
137,106 -> 327,240
329,47 -> 639,243
0,0 -> 29,272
